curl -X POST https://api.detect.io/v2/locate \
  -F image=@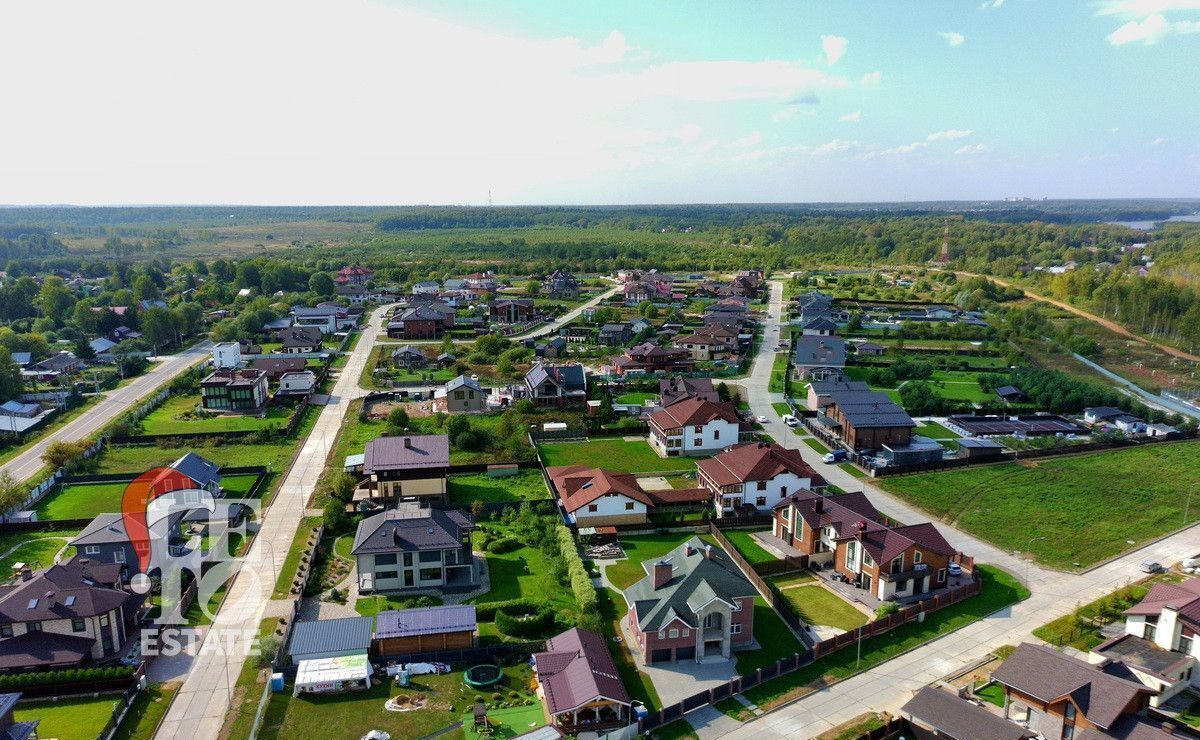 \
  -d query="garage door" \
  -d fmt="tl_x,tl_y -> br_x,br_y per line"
650,649 -> 672,663
675,646 -> 695,660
